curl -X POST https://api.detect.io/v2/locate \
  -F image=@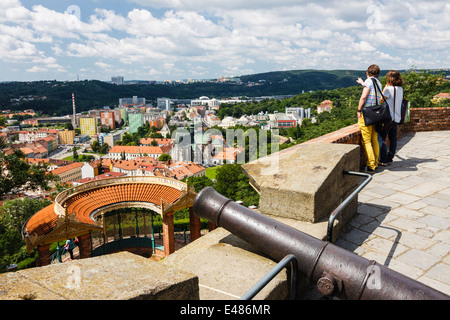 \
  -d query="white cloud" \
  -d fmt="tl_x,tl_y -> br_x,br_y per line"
0,0 -> 448,81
